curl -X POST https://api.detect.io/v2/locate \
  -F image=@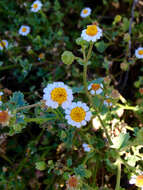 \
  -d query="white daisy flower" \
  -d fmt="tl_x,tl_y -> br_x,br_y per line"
104,96 -> 113,107
80,7 -> 91,18
31,0 -> 42,12
135,47 -> 143,59
82,143 -> 91,152
65,101 -> 92,128
129,173 -> 143,189
43,82 -> 73,109
88,83 -> 103,95
0,40 -> 8,50
81,24 -> 102,42
19,25 -> 30,36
